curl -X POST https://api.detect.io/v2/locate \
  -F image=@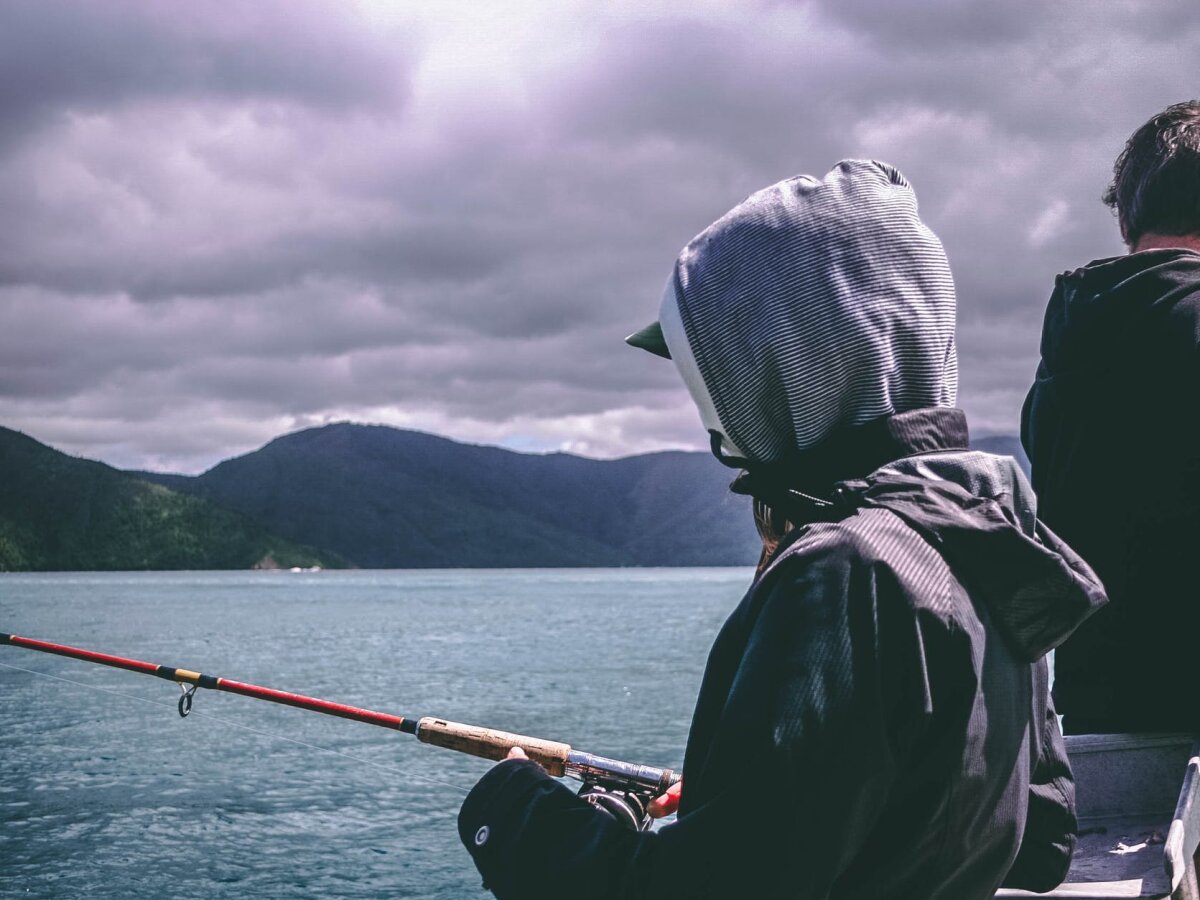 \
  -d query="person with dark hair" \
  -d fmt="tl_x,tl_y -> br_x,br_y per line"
457,160 -> 1105,898
1023,100 -> 1200,734
1102,101 -> 1200,250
